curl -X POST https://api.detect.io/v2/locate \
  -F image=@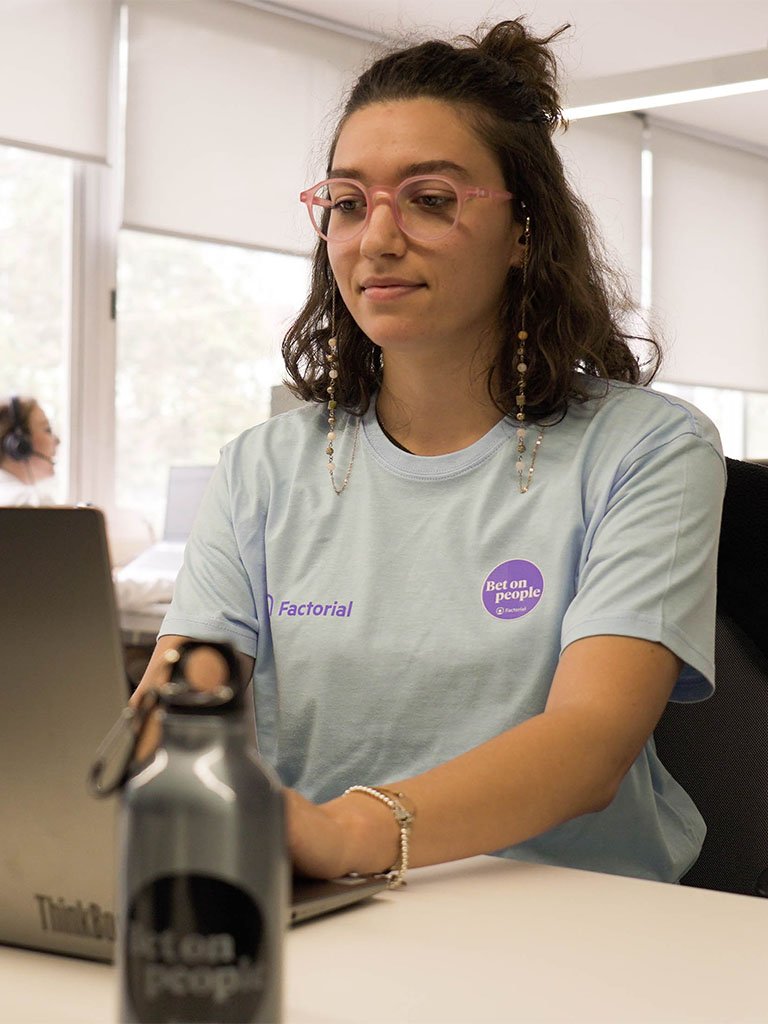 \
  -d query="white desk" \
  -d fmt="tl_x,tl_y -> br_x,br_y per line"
2,856 -> 766,1023
119,604 -> 168,646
